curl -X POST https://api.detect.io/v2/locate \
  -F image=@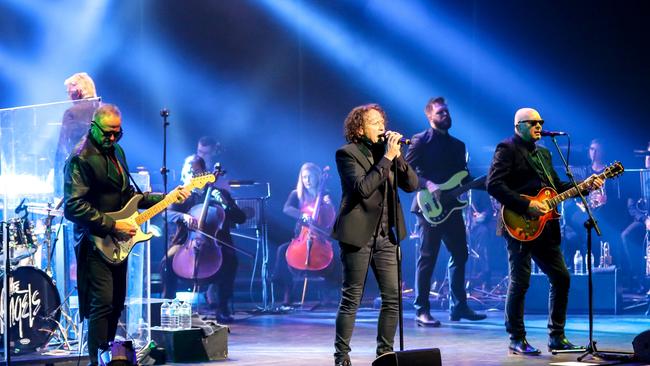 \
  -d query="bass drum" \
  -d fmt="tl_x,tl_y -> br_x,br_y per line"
0,267 -> 61,354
